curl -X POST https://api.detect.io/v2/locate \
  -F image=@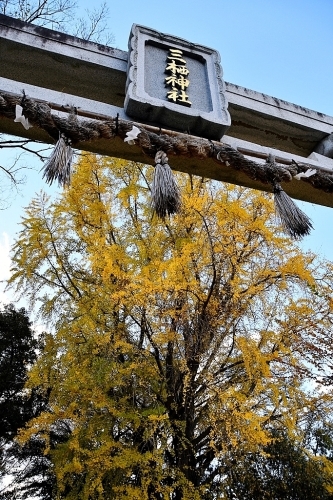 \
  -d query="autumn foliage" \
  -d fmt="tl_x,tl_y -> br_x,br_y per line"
8,155 -> 333,499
